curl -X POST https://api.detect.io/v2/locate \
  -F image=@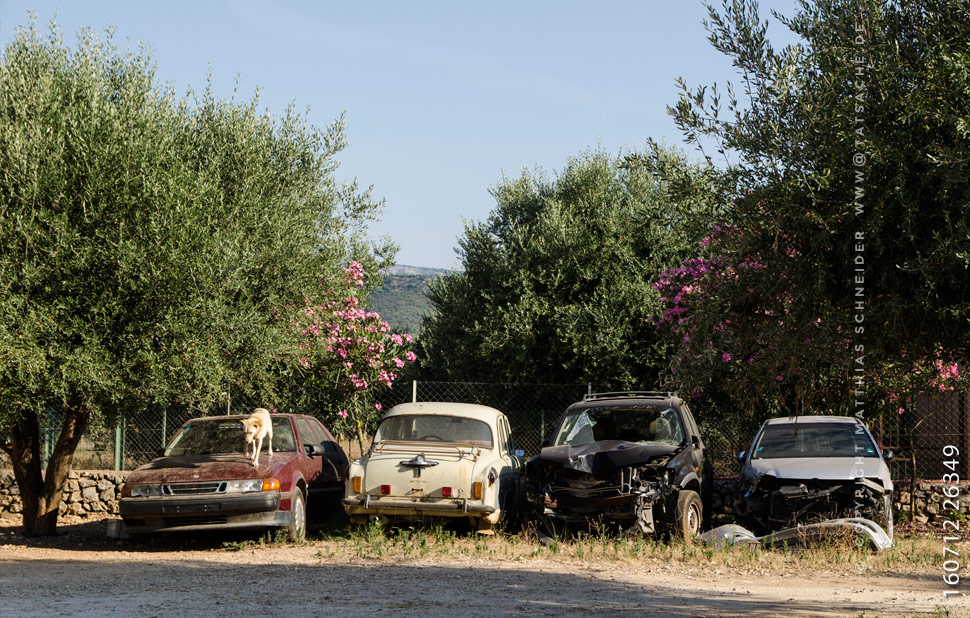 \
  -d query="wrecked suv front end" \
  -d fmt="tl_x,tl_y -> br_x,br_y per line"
525,392 -> 710,538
